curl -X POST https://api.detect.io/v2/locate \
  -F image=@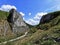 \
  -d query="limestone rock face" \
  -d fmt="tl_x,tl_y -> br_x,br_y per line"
0,20 -> 10,36
7,9 -> 29,34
